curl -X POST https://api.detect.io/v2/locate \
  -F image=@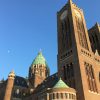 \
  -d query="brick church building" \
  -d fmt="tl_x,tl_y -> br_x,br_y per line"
0,0 -> 100,100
